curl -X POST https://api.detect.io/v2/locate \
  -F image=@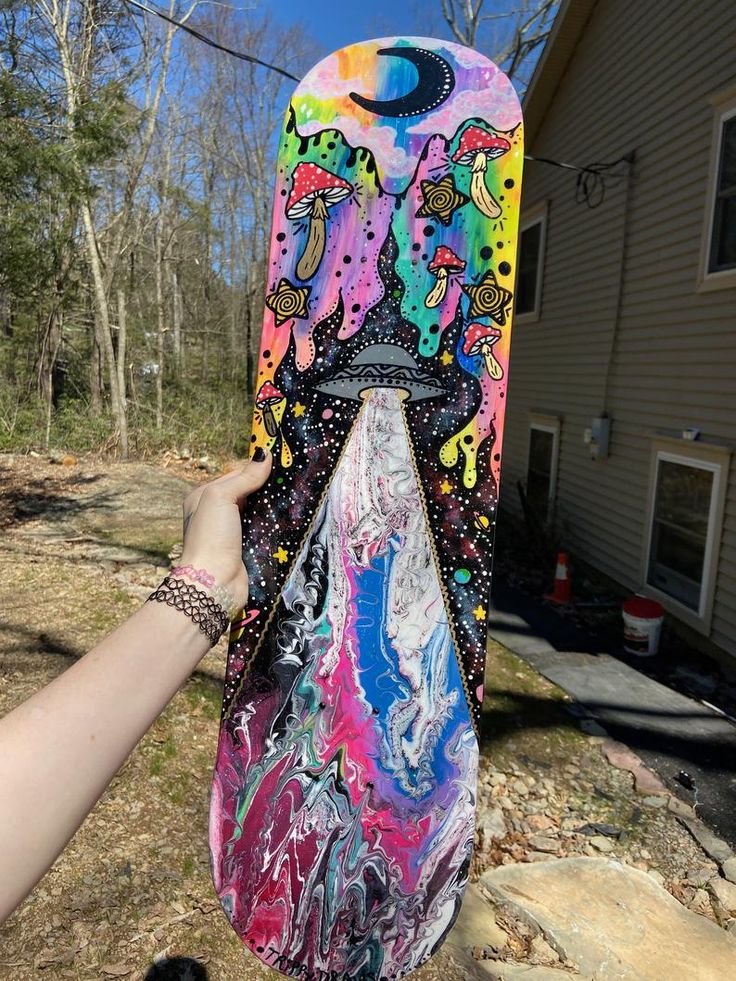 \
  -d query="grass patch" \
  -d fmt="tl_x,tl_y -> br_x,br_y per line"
186,676 -> 223,722
481,640 -> 585,765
